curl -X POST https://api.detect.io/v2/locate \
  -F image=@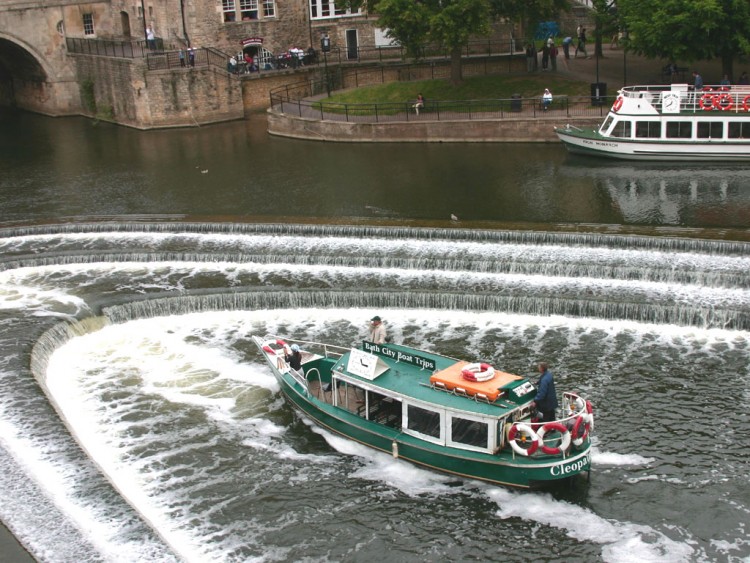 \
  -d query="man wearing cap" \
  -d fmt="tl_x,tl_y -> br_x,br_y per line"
369,316 -> 387,344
